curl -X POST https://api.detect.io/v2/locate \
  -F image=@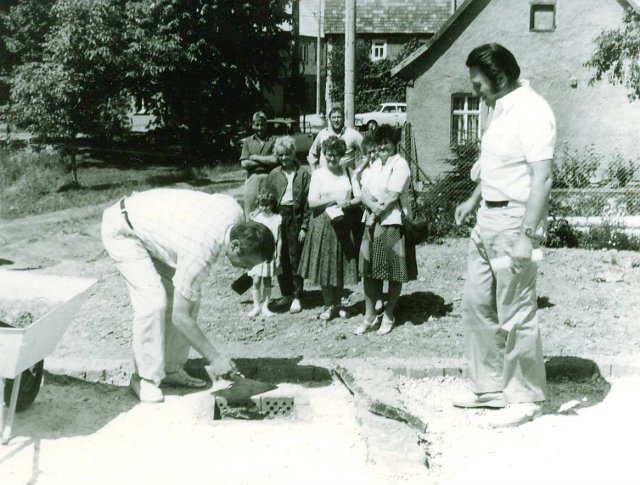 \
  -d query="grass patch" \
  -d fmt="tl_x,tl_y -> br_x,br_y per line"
0,147 -> 244,219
